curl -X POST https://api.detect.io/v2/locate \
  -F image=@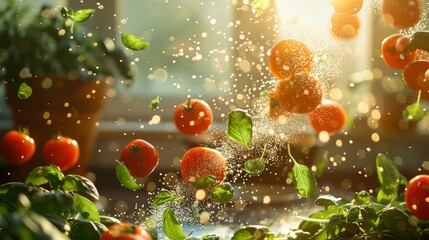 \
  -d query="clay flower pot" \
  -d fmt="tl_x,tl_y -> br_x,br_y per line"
4,75 -> 108,179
